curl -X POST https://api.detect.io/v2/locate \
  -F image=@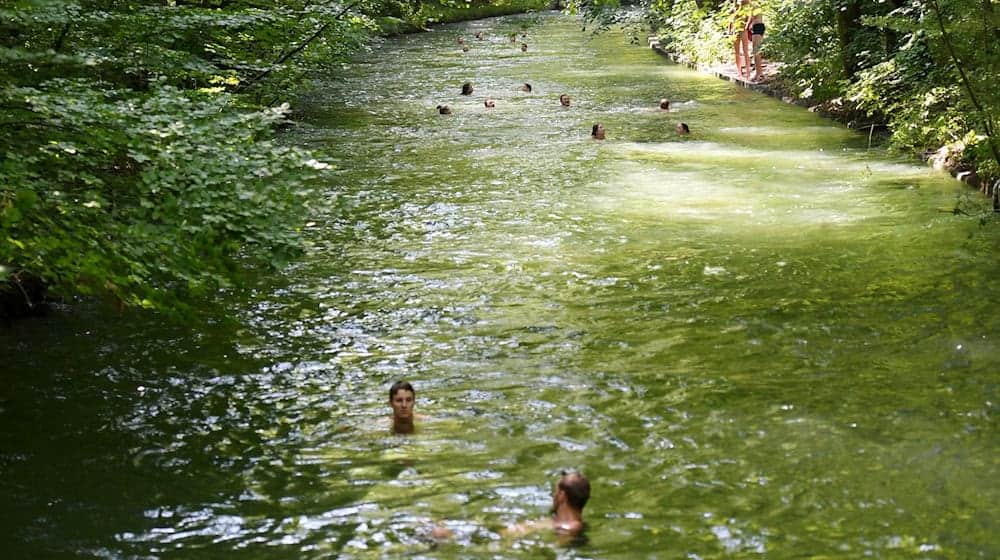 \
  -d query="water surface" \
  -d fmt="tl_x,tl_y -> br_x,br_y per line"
2,12 -> 999,559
